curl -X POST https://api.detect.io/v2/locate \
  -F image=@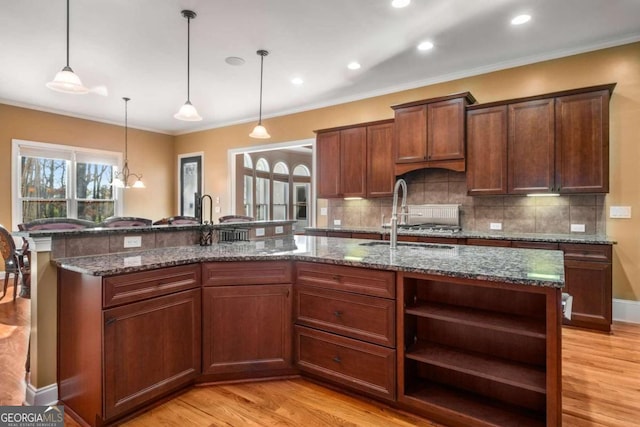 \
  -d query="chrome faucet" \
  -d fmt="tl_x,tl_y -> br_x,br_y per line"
390,178 -> 407,250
